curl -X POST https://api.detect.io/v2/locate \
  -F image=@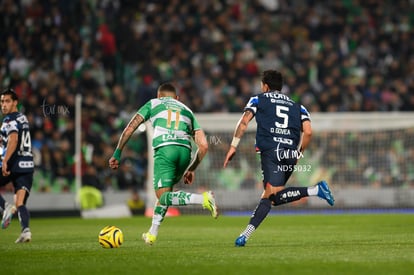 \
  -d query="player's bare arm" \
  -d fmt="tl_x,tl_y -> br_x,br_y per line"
184,129 -> 208,184
117,113 -> 144,150
188,129 -> 208,172
223,110 -> 254,168
234,110 -> 254,139
2,132 -> 18,176
109,113 -> 144,170
300,120 -> 312,153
